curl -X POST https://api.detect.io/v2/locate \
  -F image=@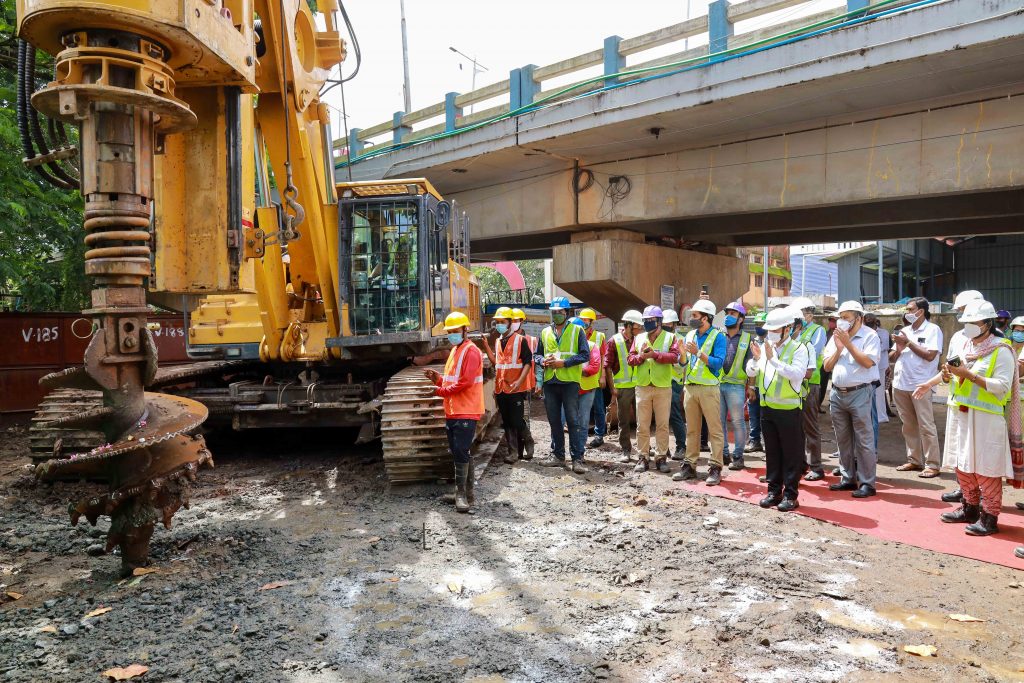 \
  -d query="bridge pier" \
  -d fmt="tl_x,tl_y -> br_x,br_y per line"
552,230 -> 748,318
